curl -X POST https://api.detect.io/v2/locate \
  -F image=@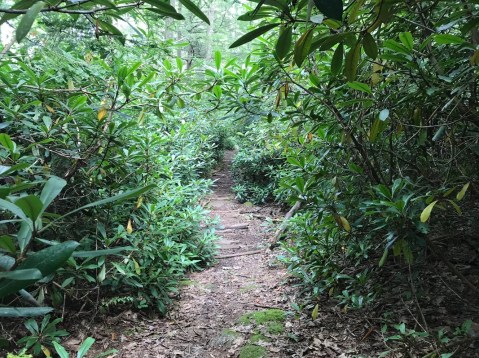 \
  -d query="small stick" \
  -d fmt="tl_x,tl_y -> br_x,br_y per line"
215,250 -> 263,259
